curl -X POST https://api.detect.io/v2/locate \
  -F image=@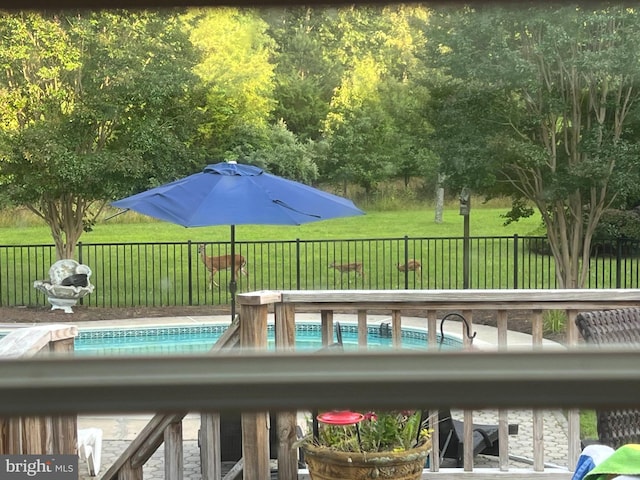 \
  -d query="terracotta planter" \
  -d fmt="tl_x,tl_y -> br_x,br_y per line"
303,439 -> 431,480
